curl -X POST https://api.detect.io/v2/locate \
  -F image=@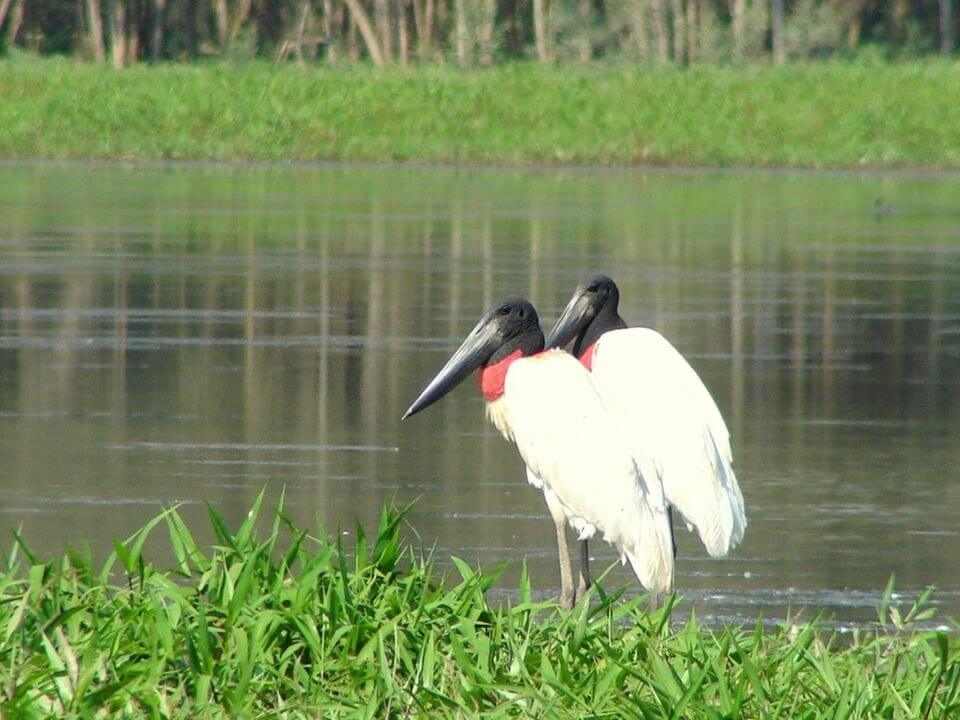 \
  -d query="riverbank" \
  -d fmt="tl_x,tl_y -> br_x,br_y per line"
0,497 -> 955,717
2,57 -> 959,169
